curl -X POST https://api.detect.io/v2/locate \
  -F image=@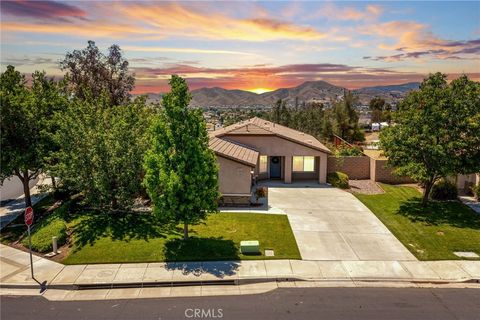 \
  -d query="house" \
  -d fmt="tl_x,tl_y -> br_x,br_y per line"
209,117 -> 331,203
